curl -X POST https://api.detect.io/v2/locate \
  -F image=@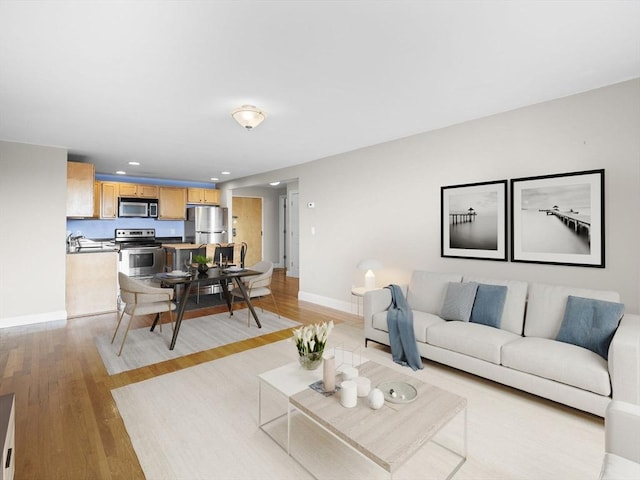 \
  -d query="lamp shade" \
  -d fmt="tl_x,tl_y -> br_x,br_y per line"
357,259 -> 382,271
231,105 -> 266,130
357,259 -> 382,289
